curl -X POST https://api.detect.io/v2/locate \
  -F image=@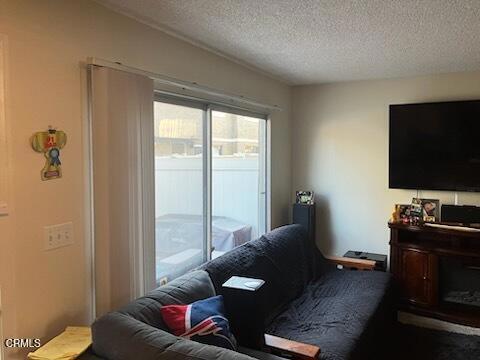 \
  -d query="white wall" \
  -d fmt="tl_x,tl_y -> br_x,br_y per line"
292,71 -> 480,258
0,1 -> 291,358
